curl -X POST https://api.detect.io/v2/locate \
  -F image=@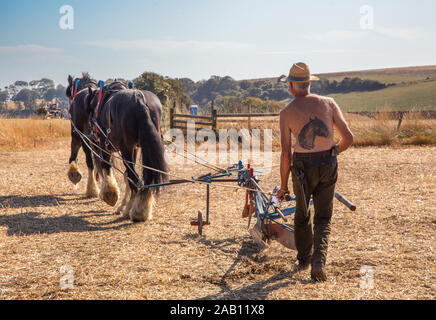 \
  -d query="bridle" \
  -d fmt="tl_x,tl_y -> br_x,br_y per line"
72,79 -> 80,99
68,79 -> 81,116
93,80 -> 105,121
